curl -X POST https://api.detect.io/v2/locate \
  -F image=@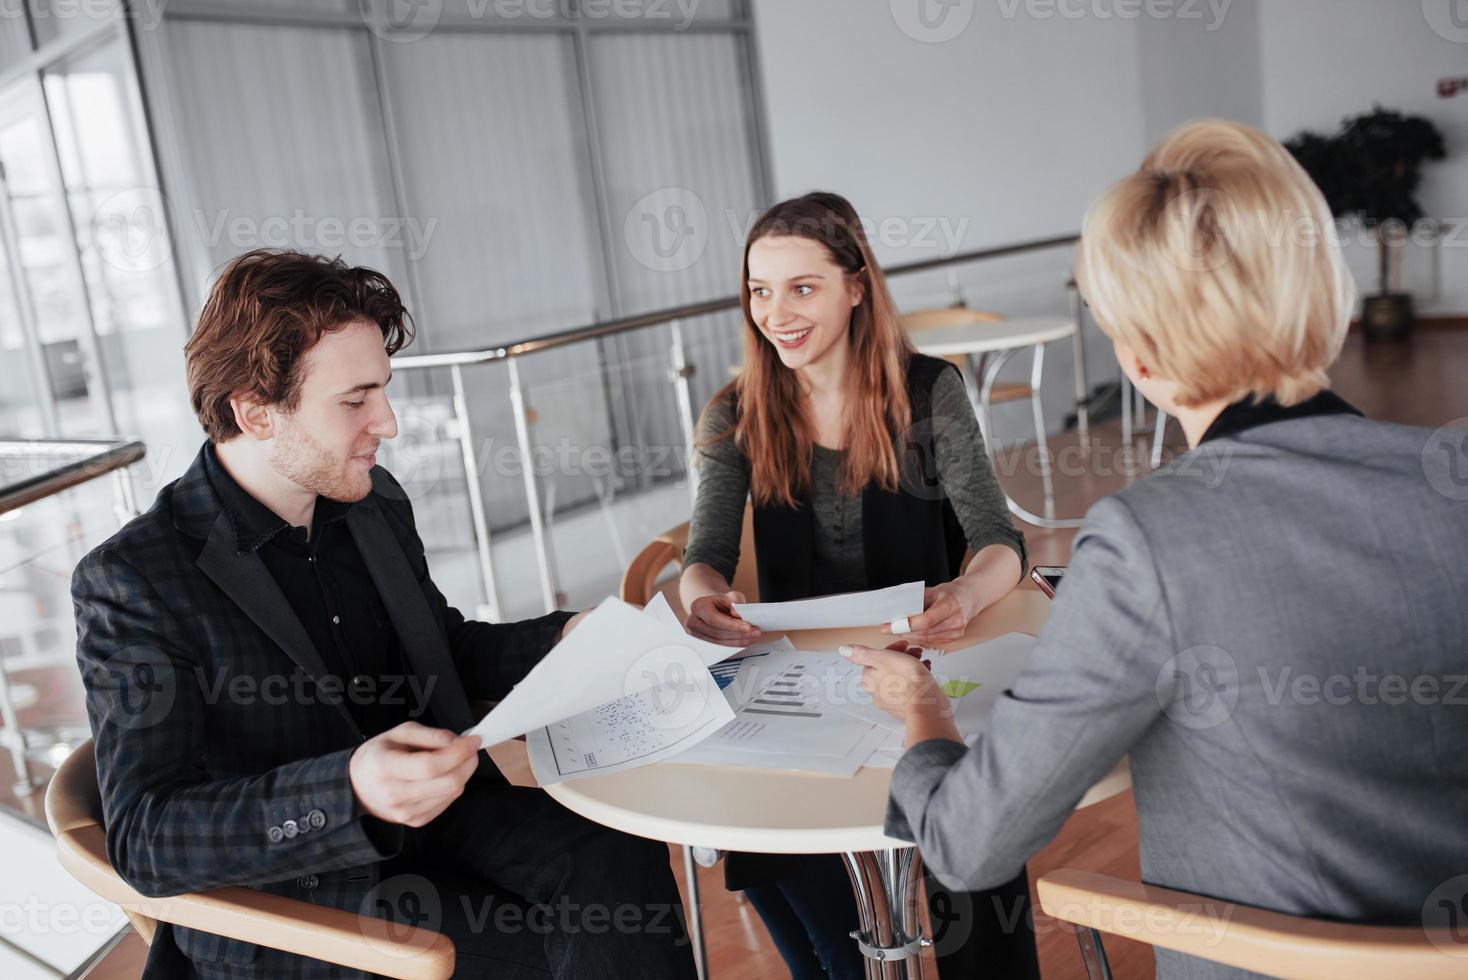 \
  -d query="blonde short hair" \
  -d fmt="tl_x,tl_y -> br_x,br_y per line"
1075,119 -> 1354,408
